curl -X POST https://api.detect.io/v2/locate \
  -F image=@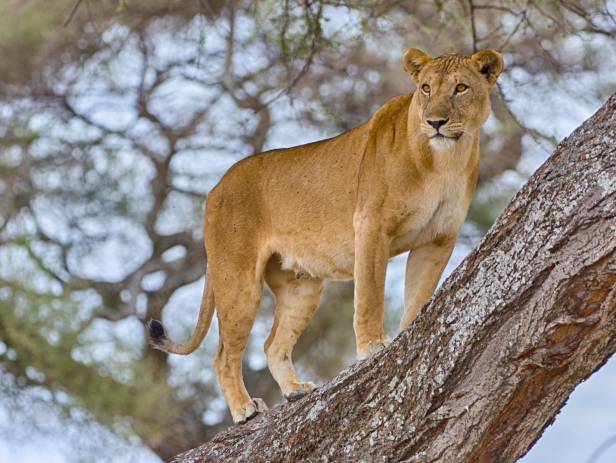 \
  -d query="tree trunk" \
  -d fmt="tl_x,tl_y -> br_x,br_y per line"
171,94 -> 616,463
